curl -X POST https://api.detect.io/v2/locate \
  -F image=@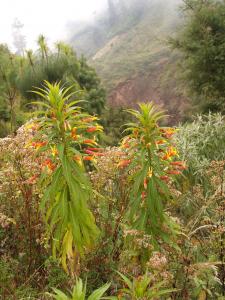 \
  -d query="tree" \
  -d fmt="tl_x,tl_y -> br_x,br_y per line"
171,0 -> 225,113
18,40 -> 106,115
0,44 -> 21,135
